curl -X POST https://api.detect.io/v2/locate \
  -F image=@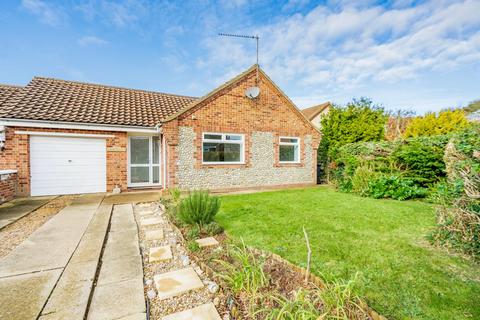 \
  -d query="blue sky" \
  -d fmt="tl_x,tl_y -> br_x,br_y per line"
0,0 -> 479,113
